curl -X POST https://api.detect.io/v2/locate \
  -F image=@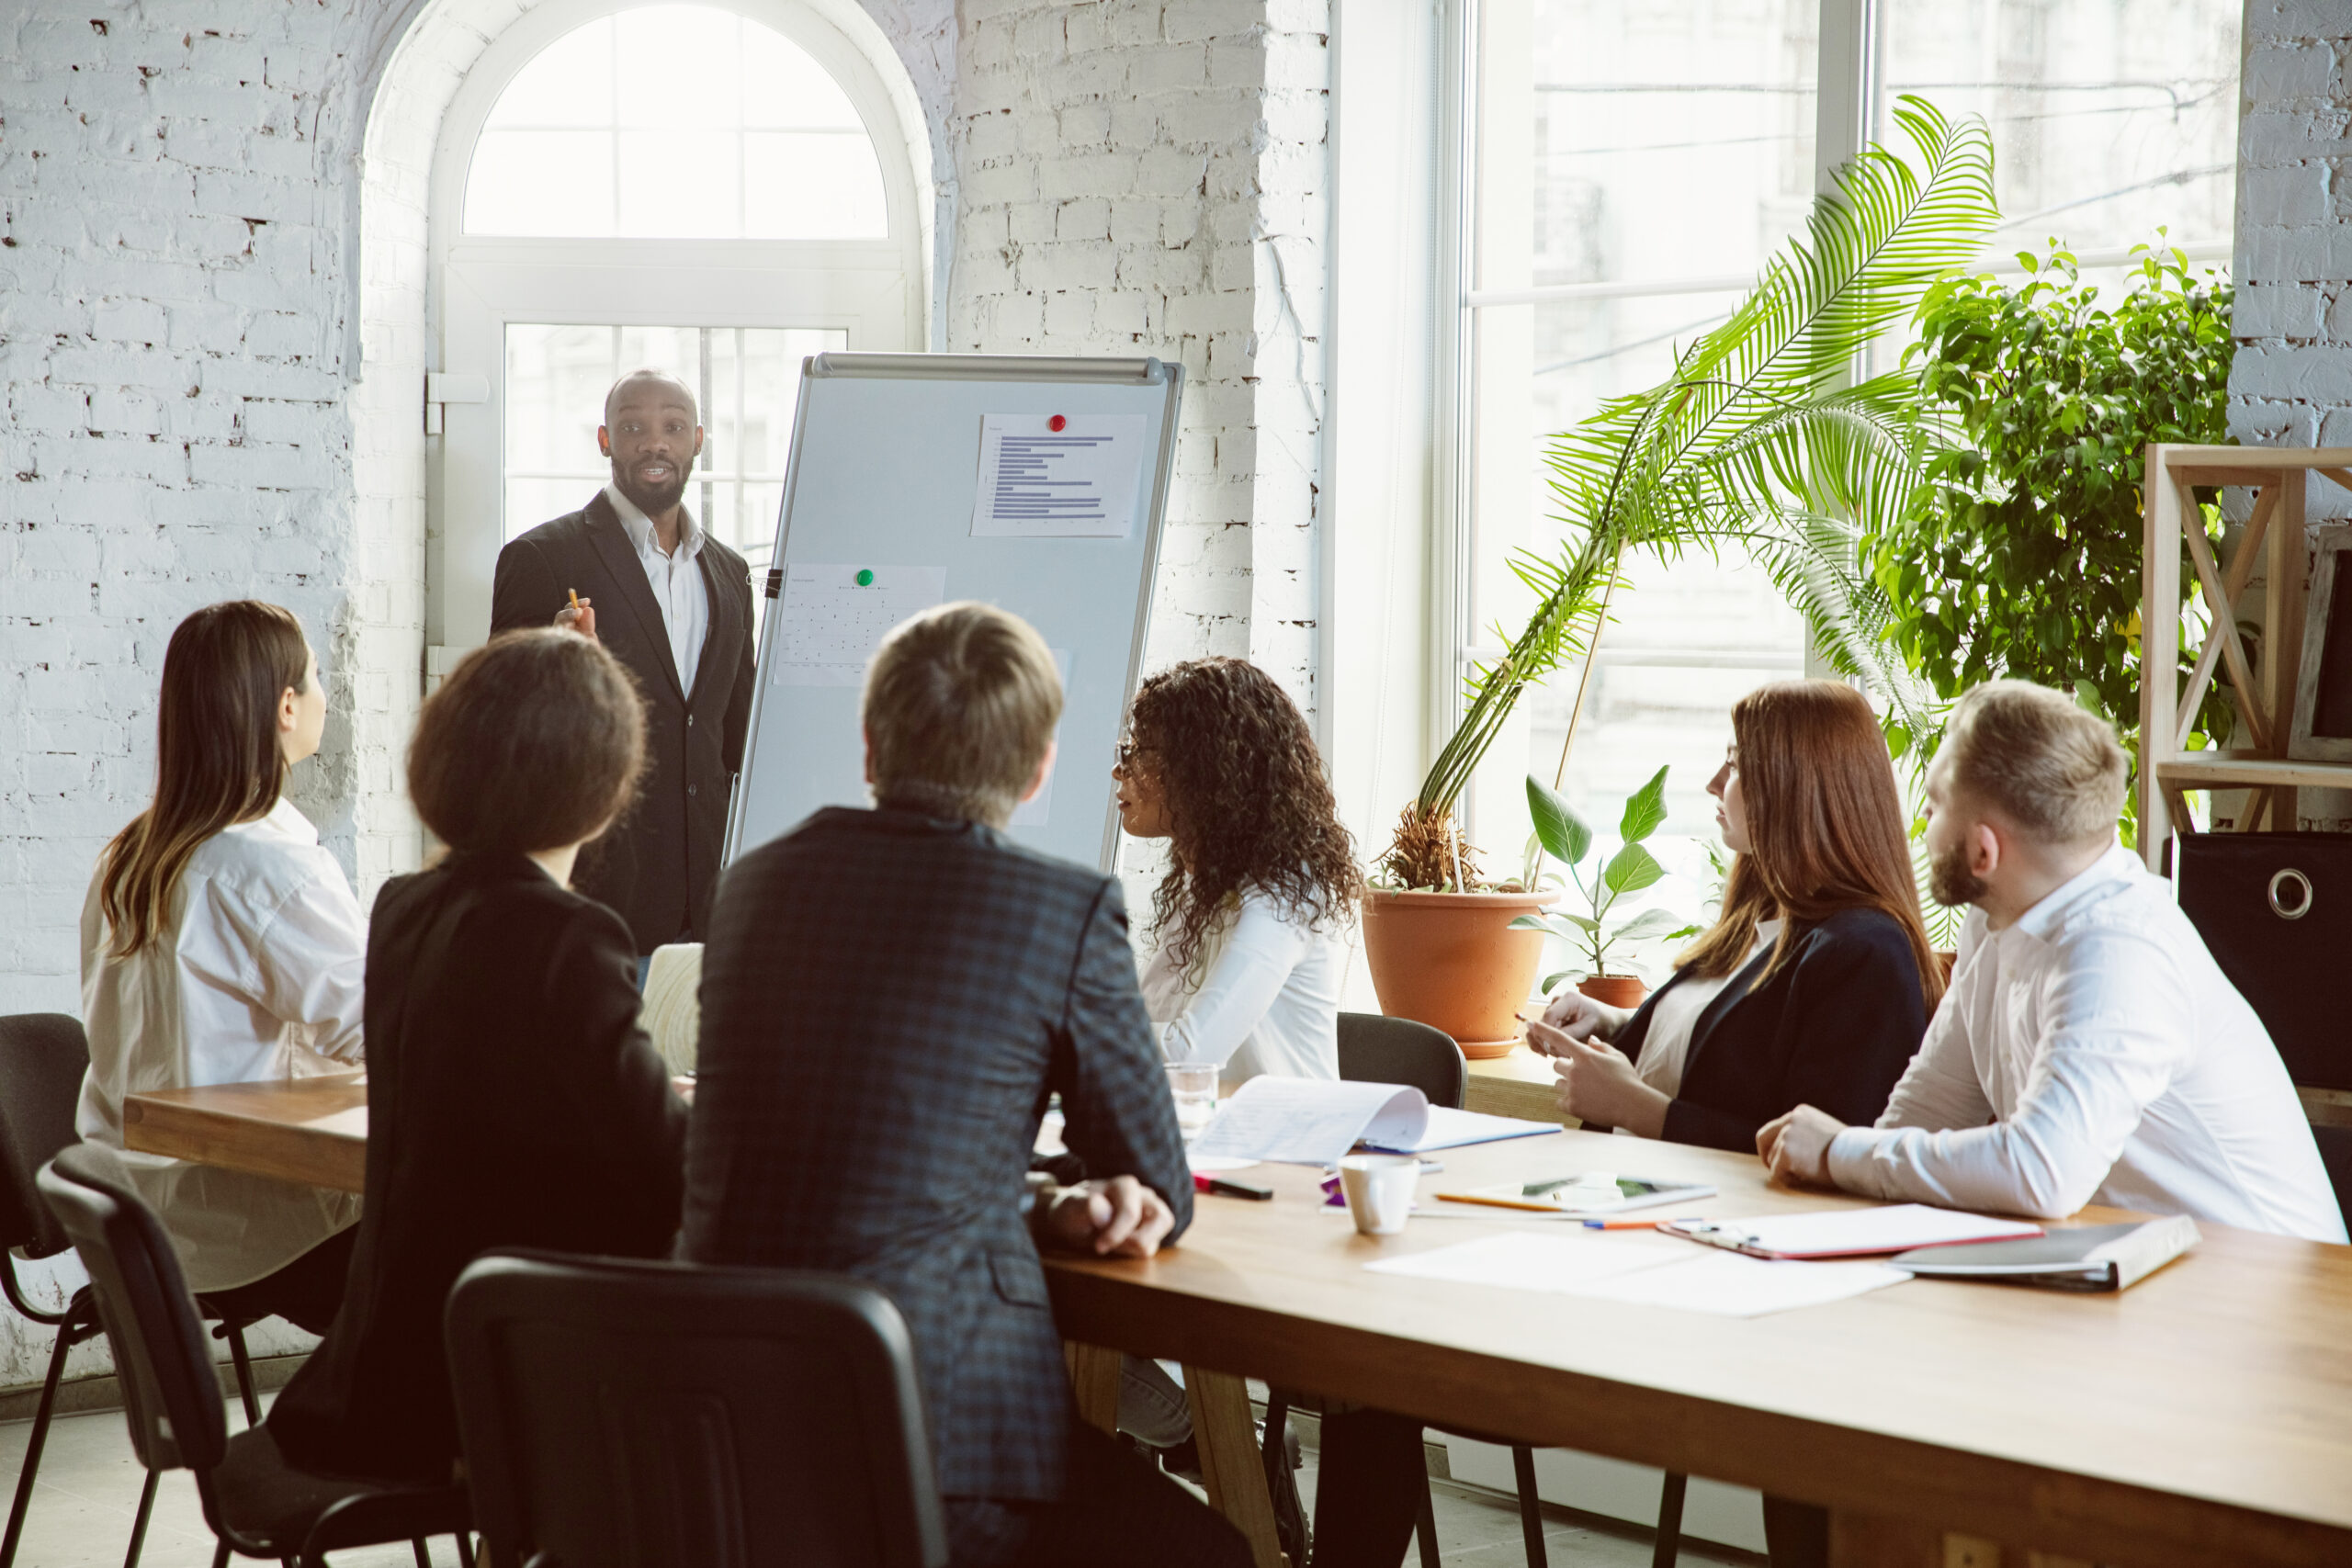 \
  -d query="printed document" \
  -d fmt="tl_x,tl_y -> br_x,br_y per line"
1187,1077 -> 1559,1167
971,414 -> 1148,538
773,565 -> 947,687
1366,1235 -> 1909,1317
